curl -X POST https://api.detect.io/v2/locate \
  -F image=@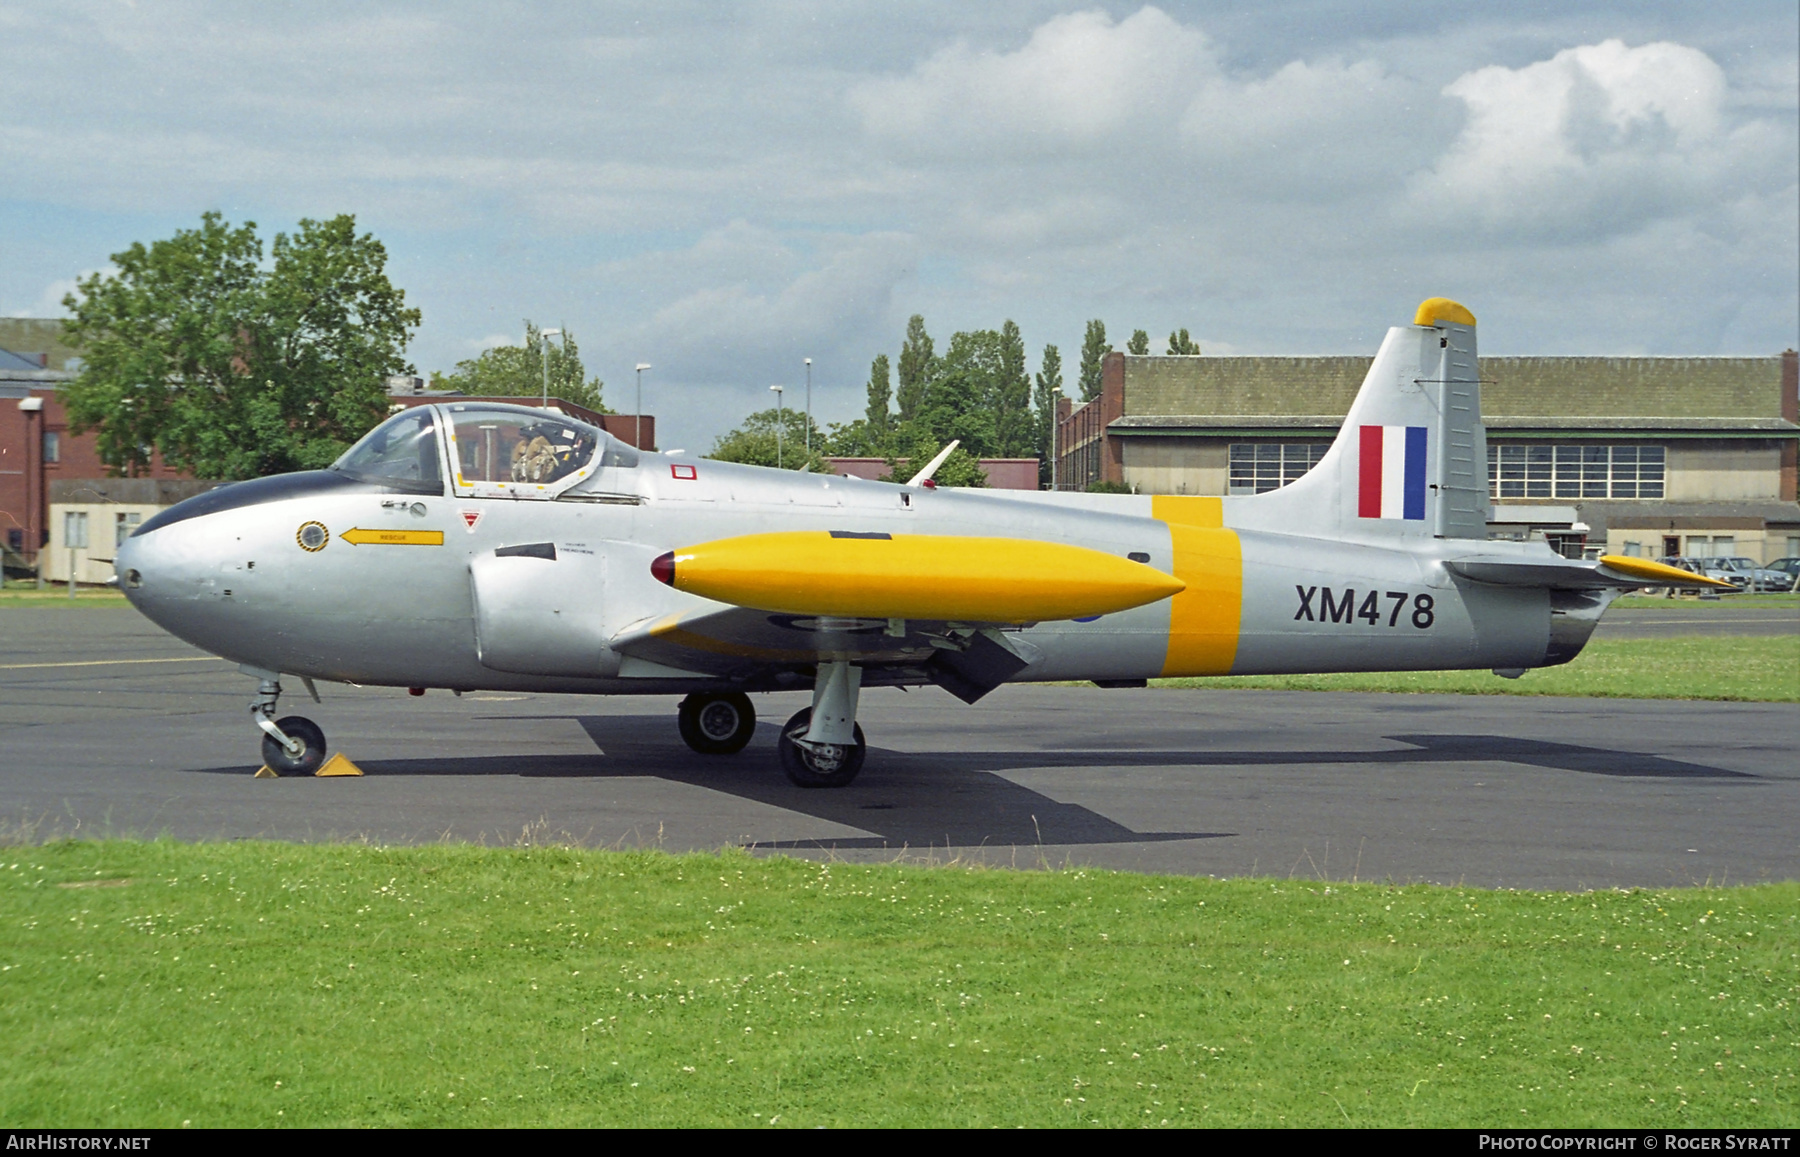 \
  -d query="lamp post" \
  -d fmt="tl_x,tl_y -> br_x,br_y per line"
18,396 -> 43,588
635,363 -> 652,450
803,357 -> 812,459
539,328 -> 562,408
770,384 -> 785,469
